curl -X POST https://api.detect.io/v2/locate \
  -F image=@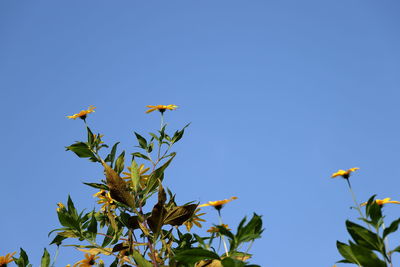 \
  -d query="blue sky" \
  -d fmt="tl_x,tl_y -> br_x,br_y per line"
1,1 -> 400,266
